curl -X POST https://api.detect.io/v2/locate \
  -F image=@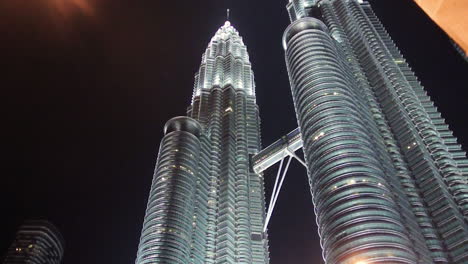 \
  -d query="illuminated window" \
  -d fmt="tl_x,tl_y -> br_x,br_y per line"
313,132 -> 325,141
